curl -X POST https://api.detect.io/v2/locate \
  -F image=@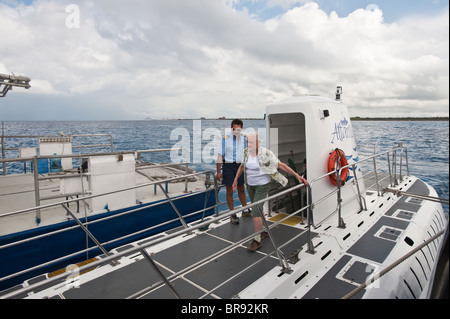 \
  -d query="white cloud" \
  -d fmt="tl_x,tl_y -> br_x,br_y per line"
0,0 -> 448,120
